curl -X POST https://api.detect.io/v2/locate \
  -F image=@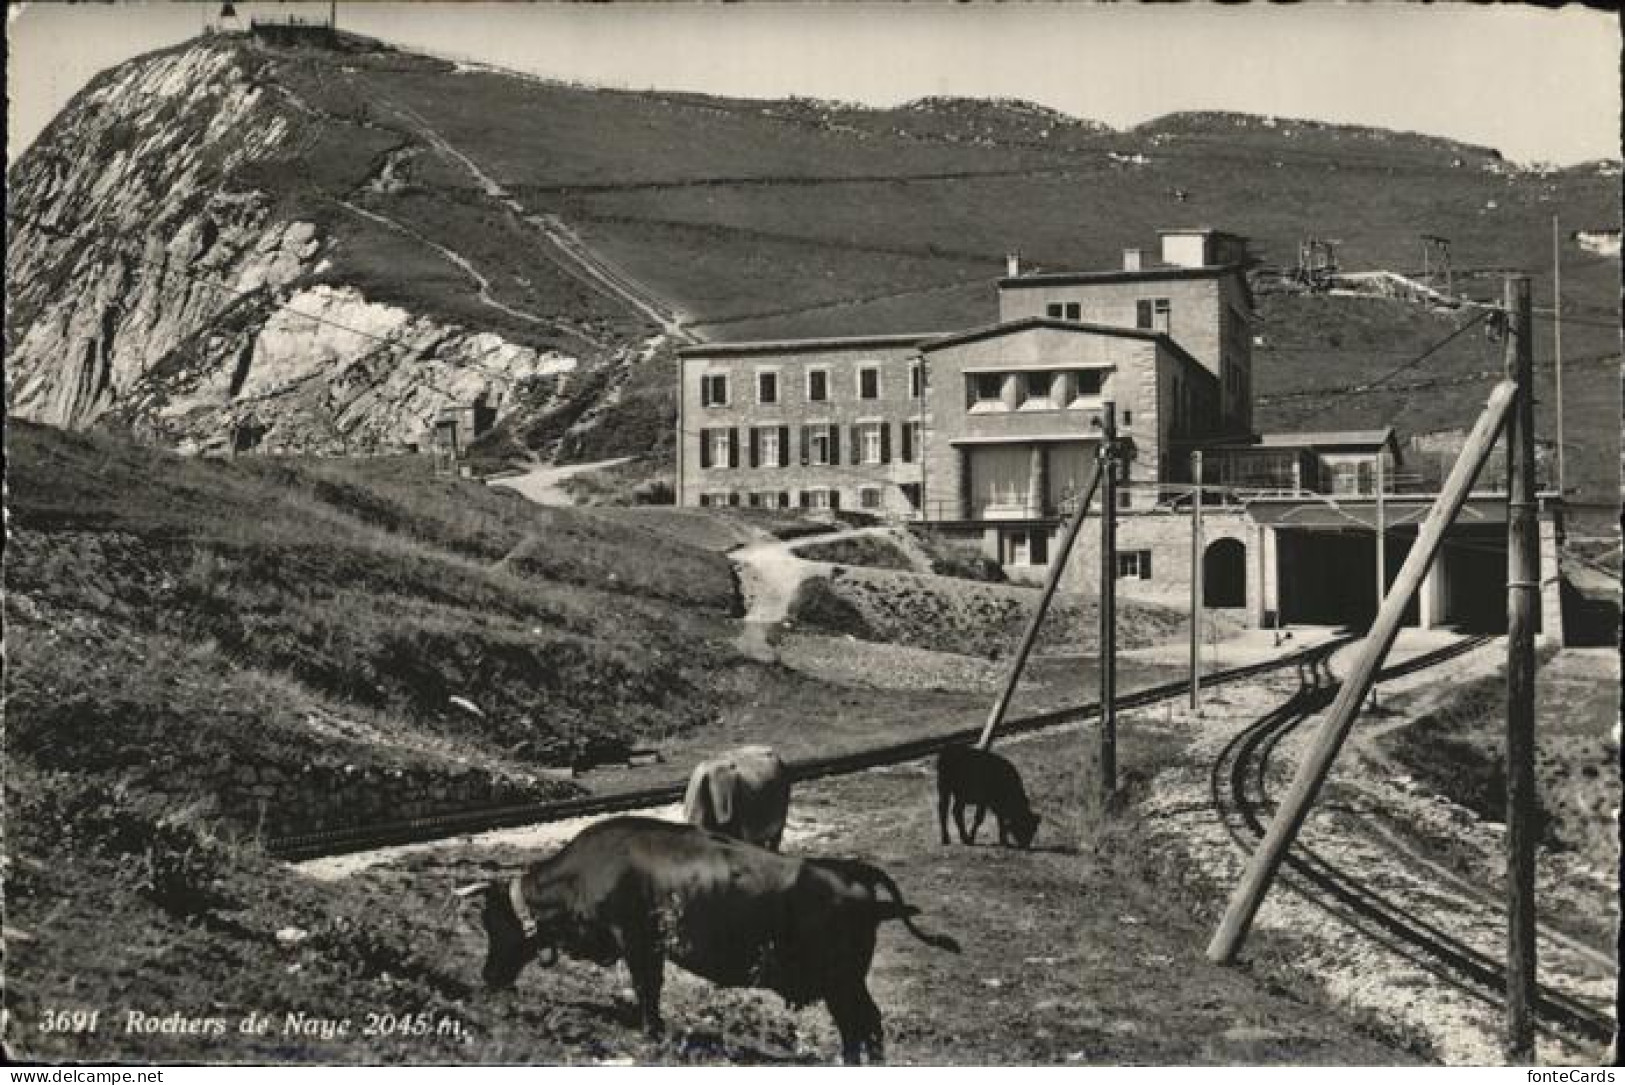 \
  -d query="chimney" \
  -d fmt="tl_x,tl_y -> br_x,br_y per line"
1122,248 -> 1144,271
1005,252 -> 1022,277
